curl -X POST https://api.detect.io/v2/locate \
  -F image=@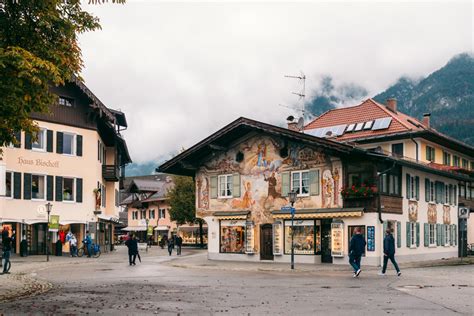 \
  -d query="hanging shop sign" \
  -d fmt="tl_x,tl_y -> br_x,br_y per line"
273,221 -> 282,255
147,225 -> 154,236
245,221 -> 255,254
49,215 -> 60,232
331,222 -> 344,257
367,226 -> 375,252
